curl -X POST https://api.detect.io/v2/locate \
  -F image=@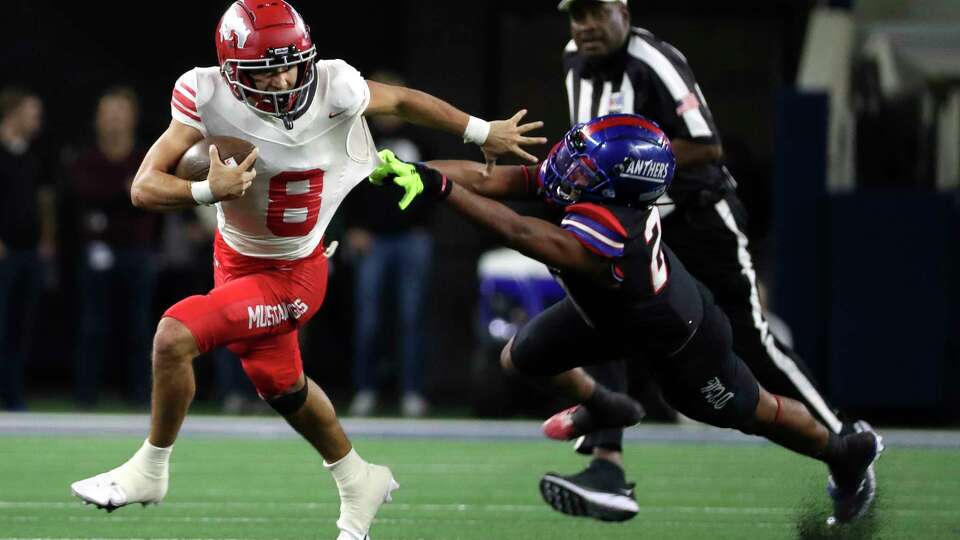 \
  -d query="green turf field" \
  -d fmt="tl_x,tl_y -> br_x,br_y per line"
1,435 -> 957,540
